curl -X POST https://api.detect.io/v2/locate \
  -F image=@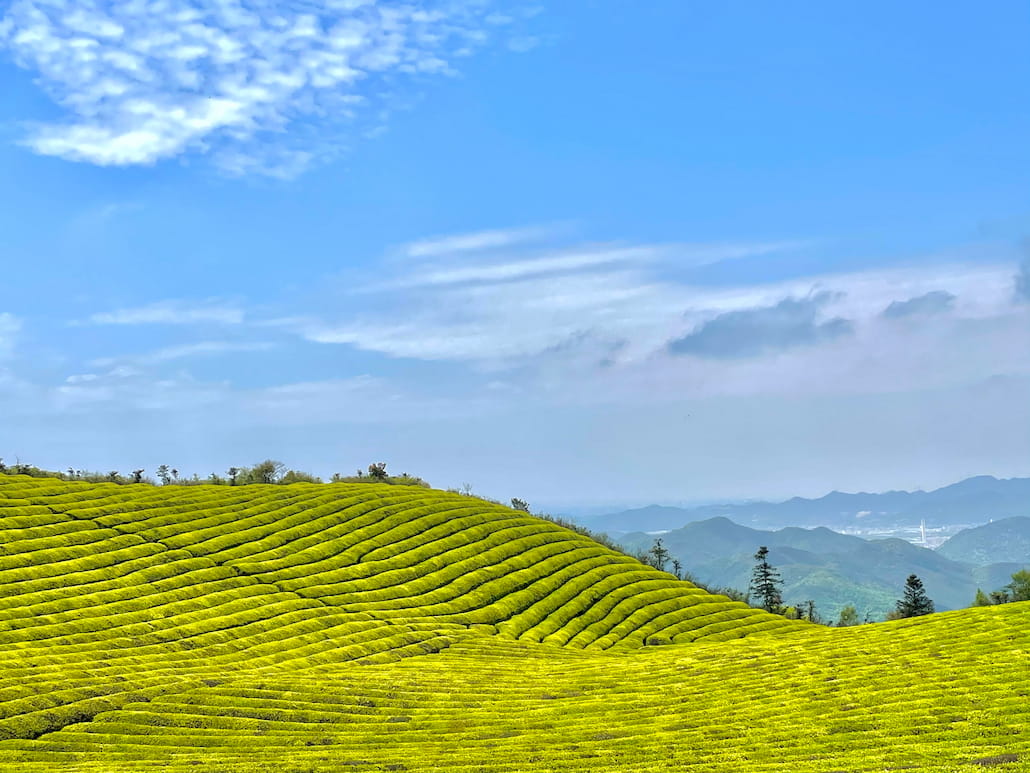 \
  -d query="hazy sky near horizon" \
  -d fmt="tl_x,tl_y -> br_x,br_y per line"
1,1 -> 1029,507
